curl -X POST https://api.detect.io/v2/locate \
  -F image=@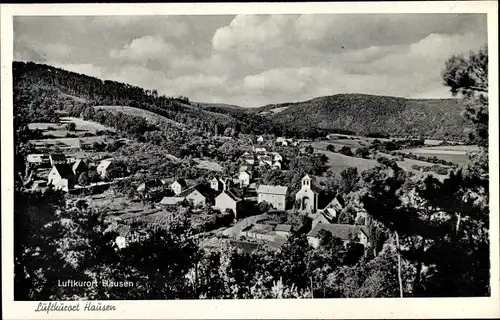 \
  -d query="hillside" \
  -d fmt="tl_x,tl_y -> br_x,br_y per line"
94,105 -> 186,128
14,62 -> 470,140
14,61 -> 310,137
255,94 -> 470,140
